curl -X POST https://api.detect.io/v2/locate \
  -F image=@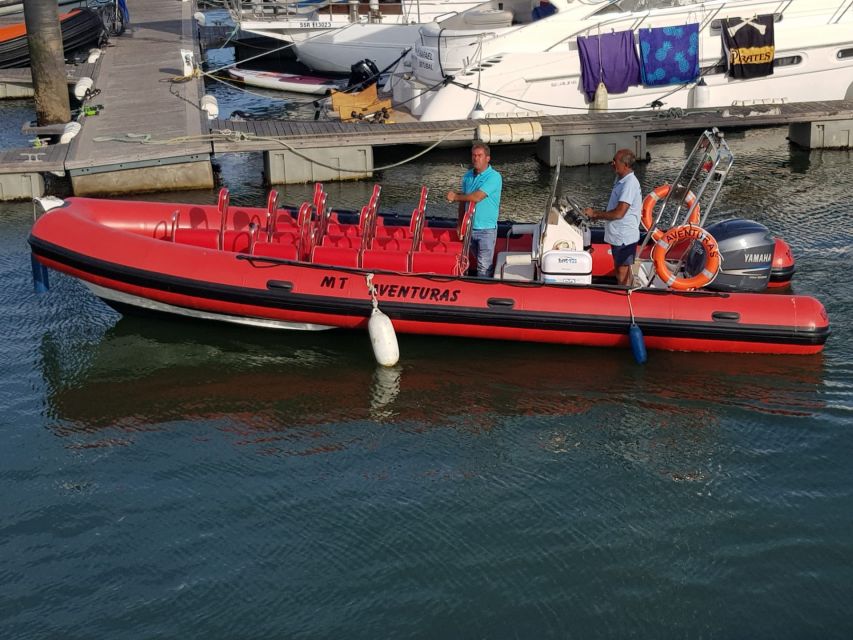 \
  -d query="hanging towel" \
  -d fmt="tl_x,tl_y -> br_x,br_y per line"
577,30 -> 641,101
639,24 -> 700,86
721,15 -> 775,79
